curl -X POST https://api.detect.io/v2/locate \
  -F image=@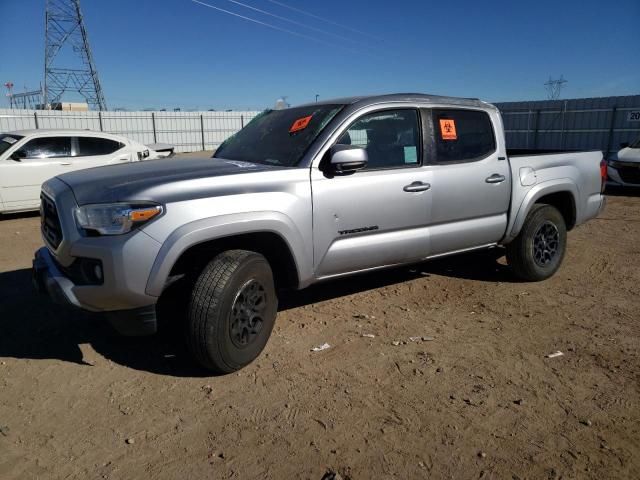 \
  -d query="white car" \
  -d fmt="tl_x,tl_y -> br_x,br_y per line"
607,136 -> 640,187
0,130 -> 169,214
